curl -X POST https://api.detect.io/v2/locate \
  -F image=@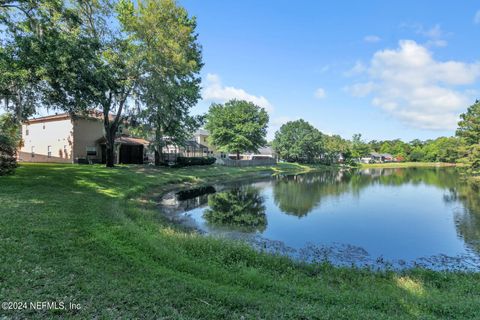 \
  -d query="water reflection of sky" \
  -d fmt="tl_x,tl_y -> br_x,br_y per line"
172,168 -> 480,270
